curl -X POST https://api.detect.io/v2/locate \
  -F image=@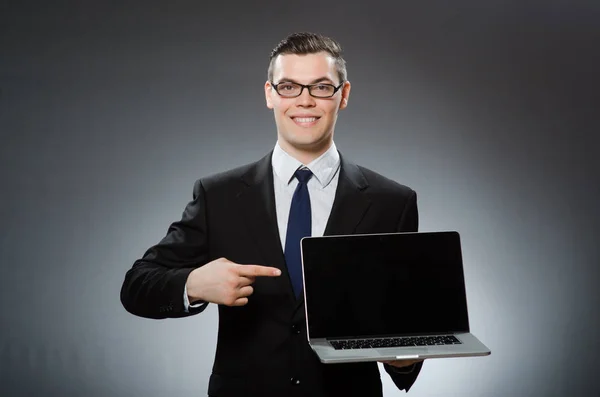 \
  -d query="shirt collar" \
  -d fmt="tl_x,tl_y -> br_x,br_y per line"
272,141 -> 340,188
